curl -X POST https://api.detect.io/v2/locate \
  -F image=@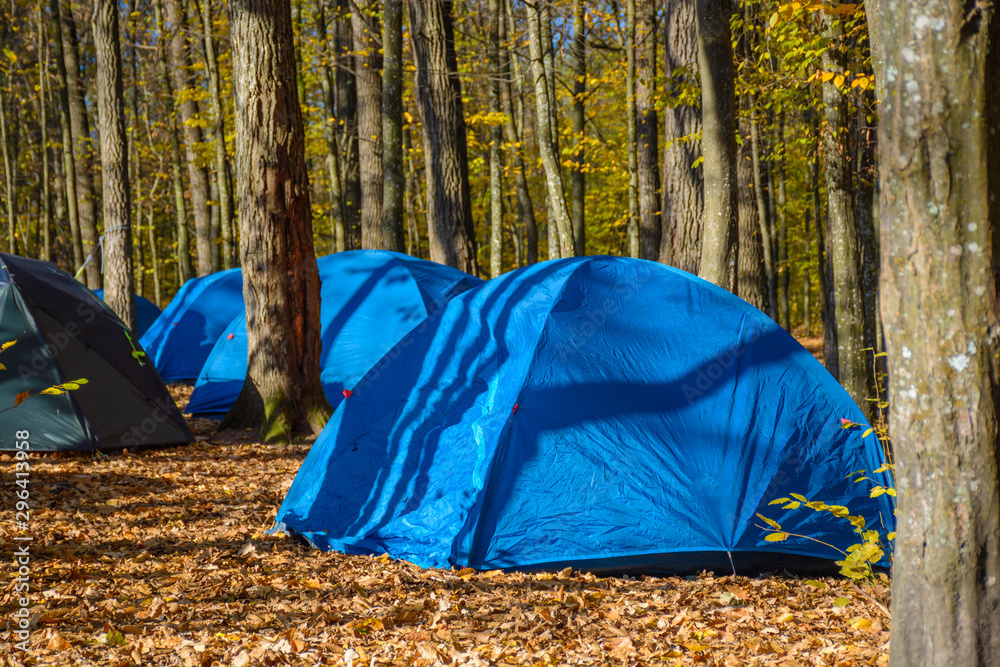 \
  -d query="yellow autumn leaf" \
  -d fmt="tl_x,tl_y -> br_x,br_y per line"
764,532 -> 789,542
850,617 -> 872,630
776,612 -> 795,623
